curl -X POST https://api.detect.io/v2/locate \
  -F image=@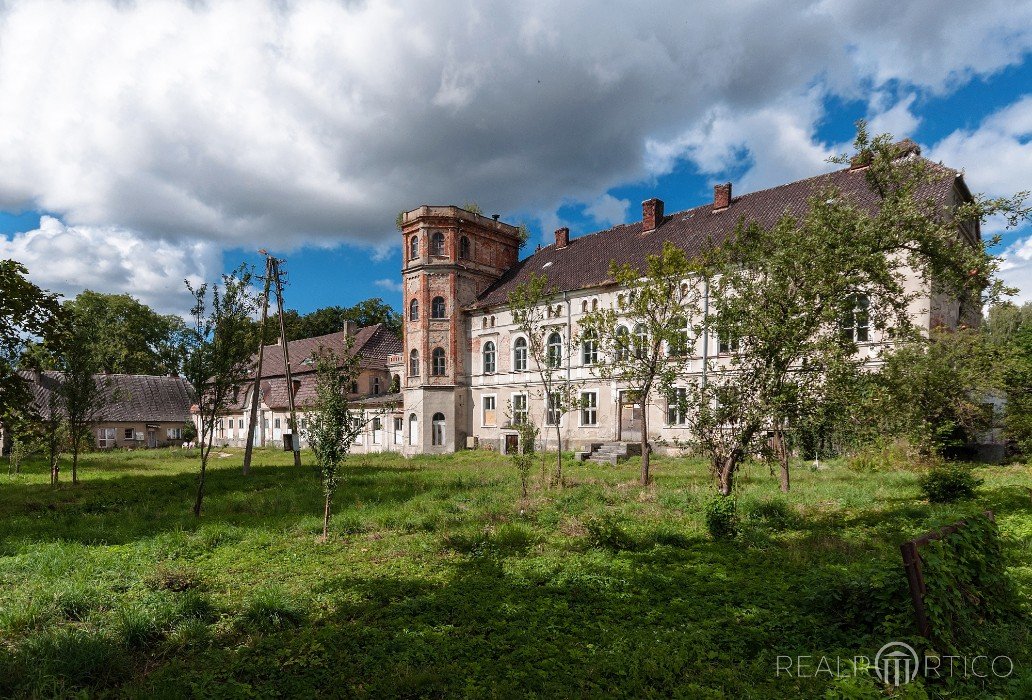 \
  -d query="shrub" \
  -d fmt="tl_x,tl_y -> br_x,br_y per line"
584,514 -> 638,551
704,494 -> 739,540
919,464 -> 982,503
